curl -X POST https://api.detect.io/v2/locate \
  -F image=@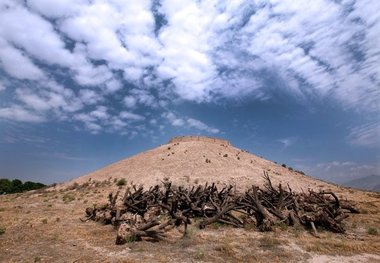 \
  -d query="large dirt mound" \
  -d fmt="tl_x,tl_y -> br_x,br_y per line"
65,136 -> 335,192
